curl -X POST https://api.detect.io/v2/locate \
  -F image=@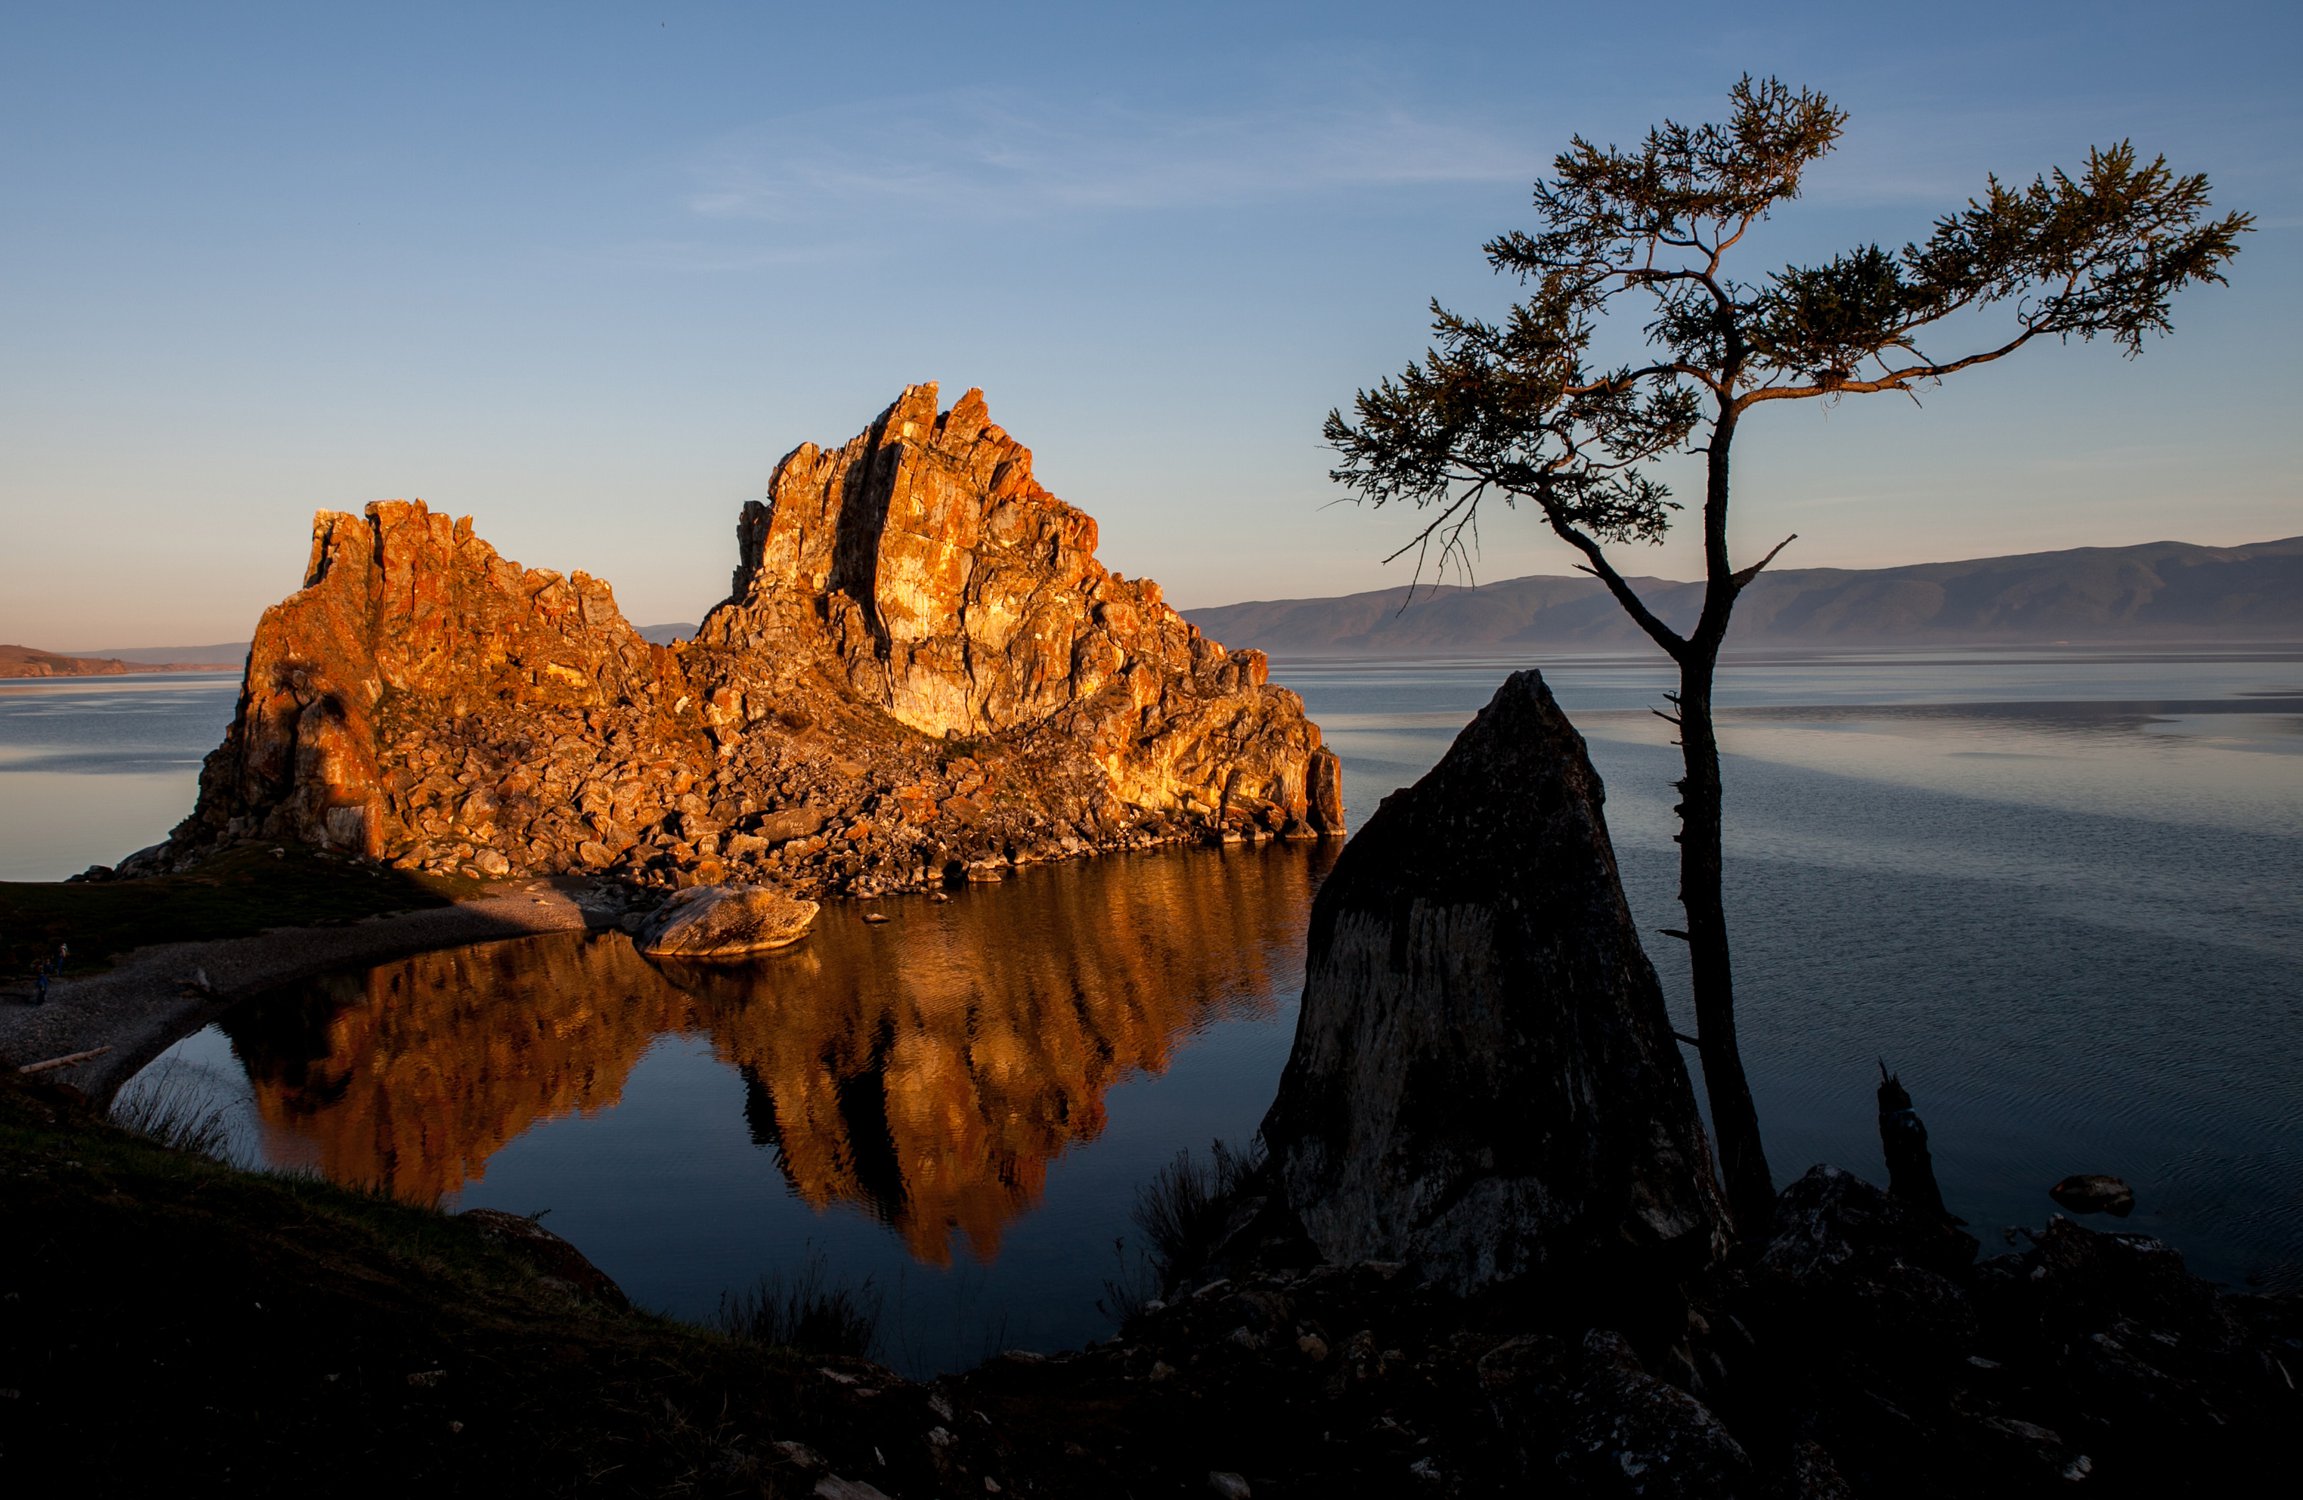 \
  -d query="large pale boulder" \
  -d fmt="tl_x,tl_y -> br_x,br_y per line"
1260,670 -> 1727,1293
634,885 -> 819,958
